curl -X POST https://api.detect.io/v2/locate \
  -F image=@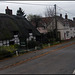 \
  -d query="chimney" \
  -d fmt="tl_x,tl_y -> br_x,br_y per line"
65,13 -> 68,19
73,17 -> 75,21
60,14 -> 62,18
7,6 -> 8,9
5,6 -> 12,15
